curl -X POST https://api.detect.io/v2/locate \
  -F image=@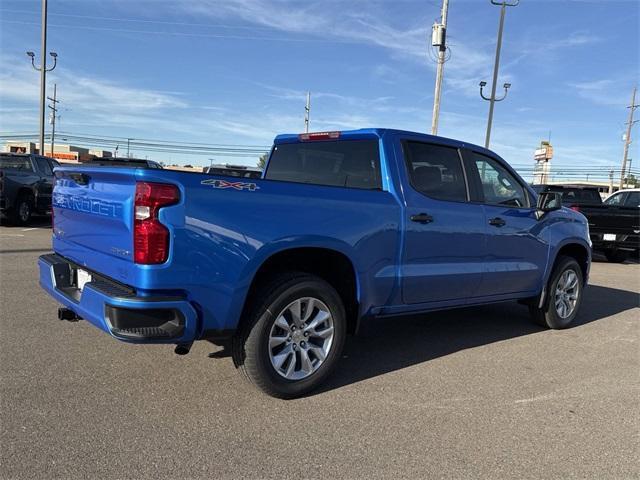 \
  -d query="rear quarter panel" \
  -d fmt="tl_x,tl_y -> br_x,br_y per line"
165,173 -> 402,333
